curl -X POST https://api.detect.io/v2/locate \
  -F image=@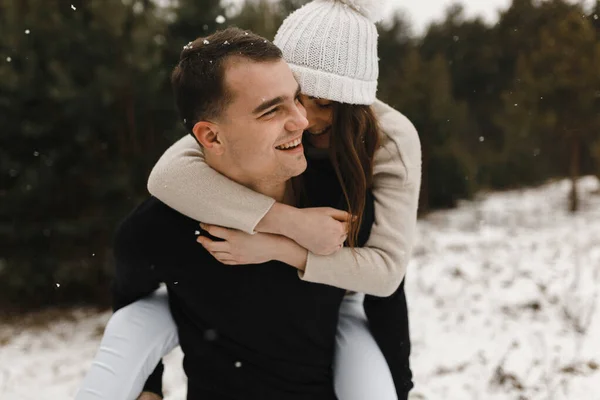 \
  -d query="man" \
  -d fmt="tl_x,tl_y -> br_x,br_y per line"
113,27 -> 353,399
